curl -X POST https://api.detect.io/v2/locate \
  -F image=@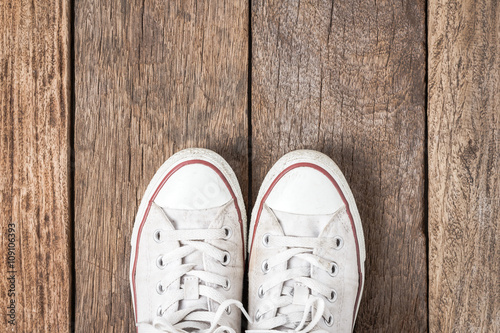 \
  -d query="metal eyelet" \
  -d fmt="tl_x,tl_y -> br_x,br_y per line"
334,236 -> 344,250
223,279 -> 231,290
156,281 -> 165,295
221,251 -> 231,266
154,229 -> 162,243
222,226 -> 232,239
258,285 -> 265,298
261,260 -> 270,274
329,262 -> 339,277
225,305 -> 232,315
262,233 -> 271,247
156,255 -> 166,269
328,289 -> 337,303
255,309 -> 262,322
324,314 -> 334,326
157,306 -> 164,316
